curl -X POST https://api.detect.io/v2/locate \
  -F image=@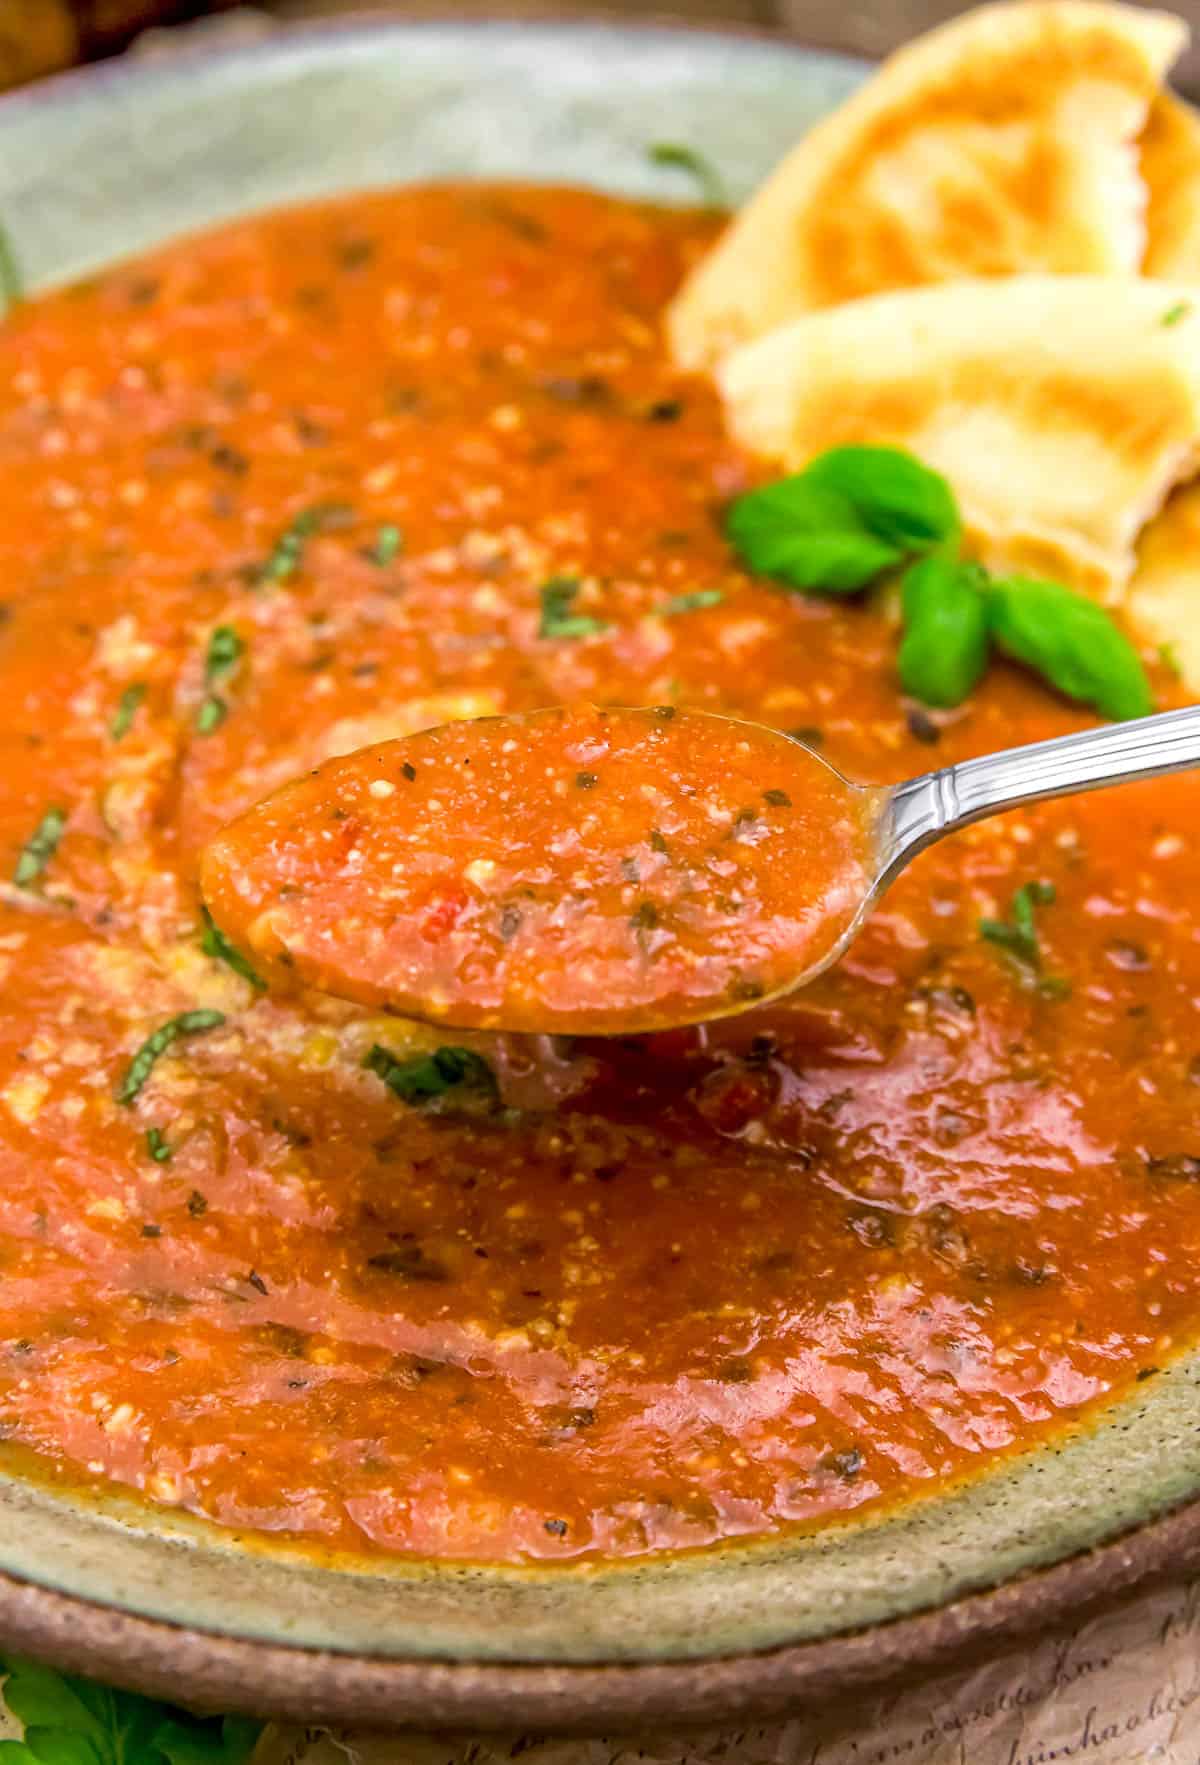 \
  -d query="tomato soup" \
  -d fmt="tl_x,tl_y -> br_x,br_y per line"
0,186 -> 1196,1563
201,705 -> 873,1034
